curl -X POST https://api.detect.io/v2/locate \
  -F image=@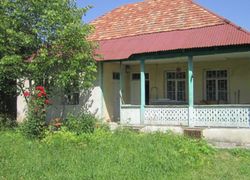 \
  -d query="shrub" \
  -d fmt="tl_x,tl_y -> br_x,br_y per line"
19,86 -> 50,138
0,114 -> 17,130
64,113 -> 97,135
